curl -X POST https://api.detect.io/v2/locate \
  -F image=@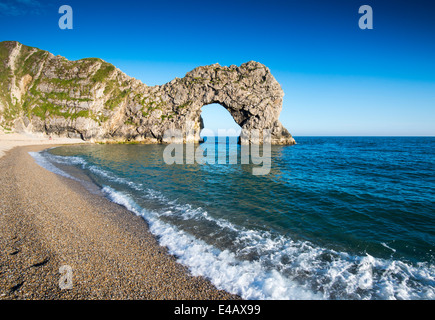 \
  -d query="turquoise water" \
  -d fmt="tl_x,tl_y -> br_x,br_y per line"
34,137 -> 435,299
